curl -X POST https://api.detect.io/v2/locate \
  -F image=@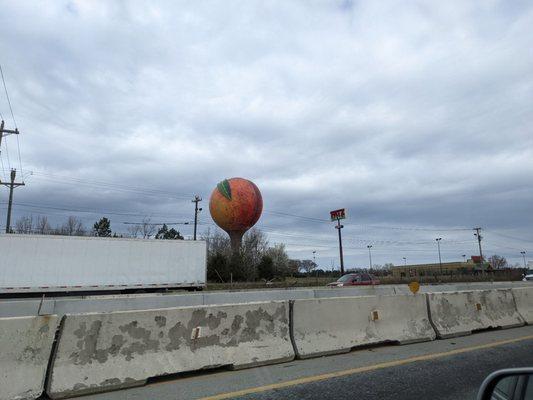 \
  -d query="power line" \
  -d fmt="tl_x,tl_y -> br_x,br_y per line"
15,133 -> 22,179
485,229 -> 532,244
0,151 -> 6,180
1,200 -> 510,250
29,171 -> 193,200
0,64 -> 23,178
0,201 -> 192,219
265,210 -> 472,232
123,221 -> 191,226
0,64 -> 17,129
264,210 -> 330,223
362,224 -> 472,232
